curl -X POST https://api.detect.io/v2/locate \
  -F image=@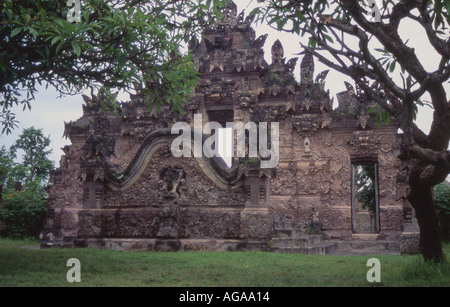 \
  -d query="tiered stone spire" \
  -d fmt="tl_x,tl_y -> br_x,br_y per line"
300,51 -> 314,84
